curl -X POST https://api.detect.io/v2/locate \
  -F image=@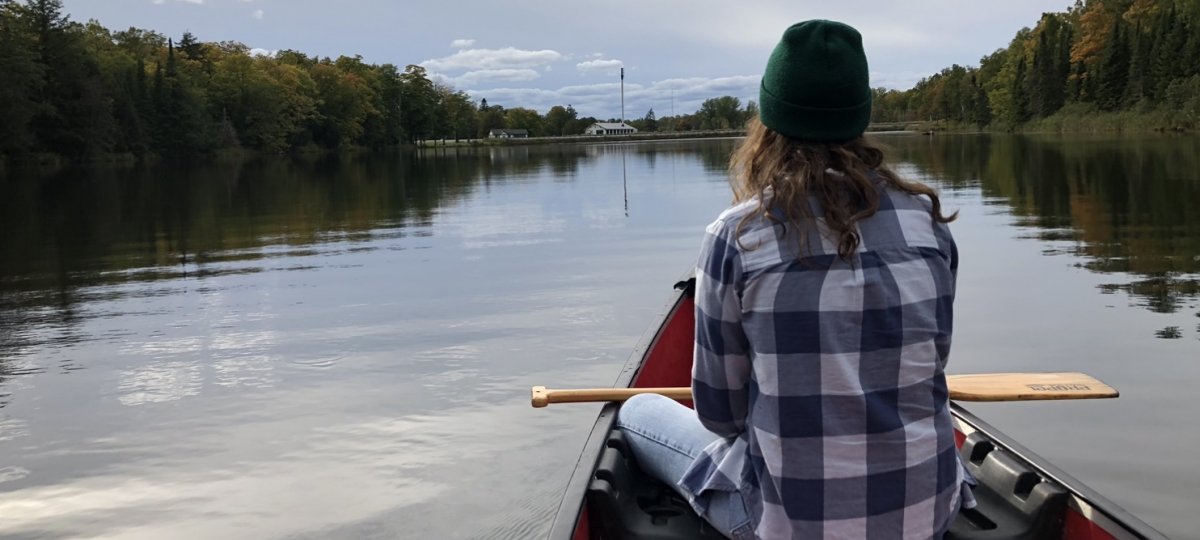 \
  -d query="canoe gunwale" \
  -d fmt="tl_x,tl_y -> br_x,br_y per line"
546,275 -> 692,540
951,404 -> 1168,540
